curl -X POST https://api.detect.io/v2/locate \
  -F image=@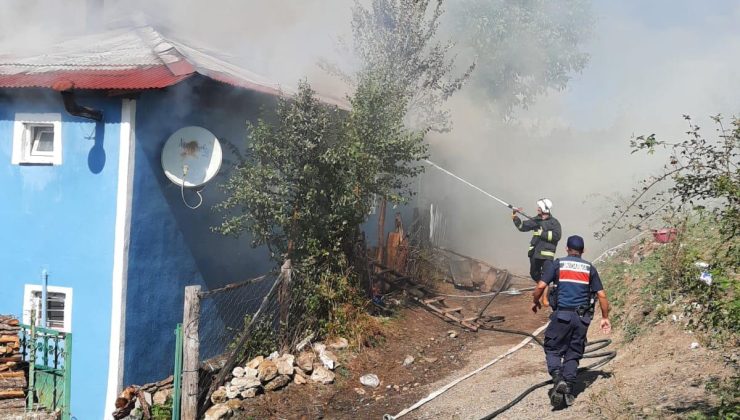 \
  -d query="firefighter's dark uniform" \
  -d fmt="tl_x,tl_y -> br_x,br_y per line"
513,214 -> 561,281
541,255 -> 604,384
